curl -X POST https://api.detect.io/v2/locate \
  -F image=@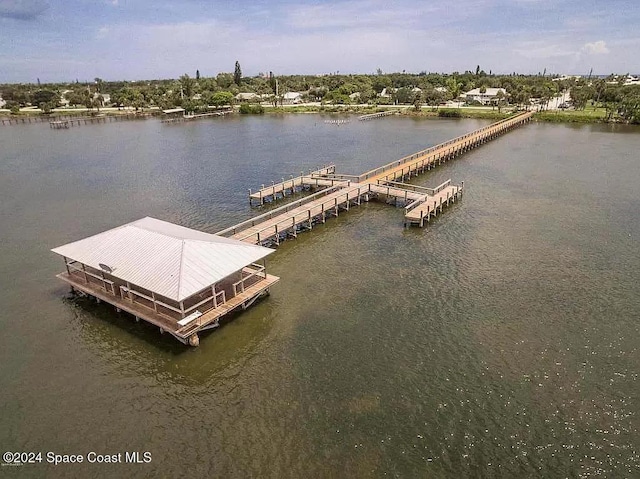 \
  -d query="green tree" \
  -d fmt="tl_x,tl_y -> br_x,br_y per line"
209,91 -> 234,108
618,88 -> 640,123
196,70 -> 200,80
494,90 -> 507,112
217,72 -> 234,89
413,91 -> 423,111
234,61 -> 242,85
424,87 -> 446,108
570,86 -> 591,110
445,78 -> 462,105
179,74 -> 194,99
32,89 -> 57,105
393,87 -> 413,104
